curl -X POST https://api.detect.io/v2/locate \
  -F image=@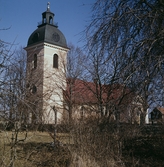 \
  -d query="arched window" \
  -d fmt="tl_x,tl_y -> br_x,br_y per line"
53,54 -> 58,68
34,54 -> 37,69
43,18 -> 46,24
49,16 -> 53,24
31,85 -> 37,94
